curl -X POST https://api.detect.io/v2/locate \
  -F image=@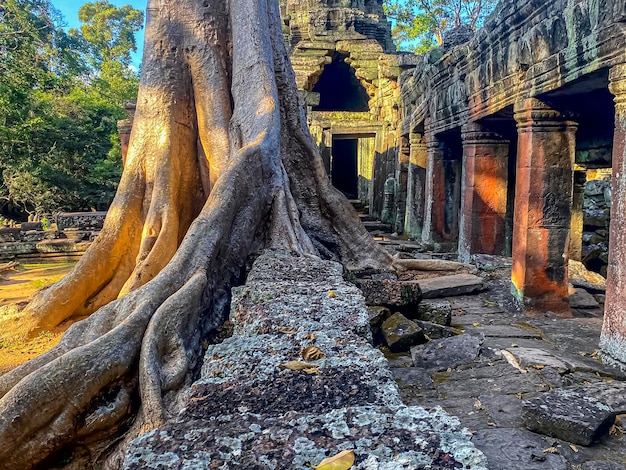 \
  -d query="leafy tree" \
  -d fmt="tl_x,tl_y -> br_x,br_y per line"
384,0 -> 498,52
0,0 -> 392,468
0,0 -> 141,217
